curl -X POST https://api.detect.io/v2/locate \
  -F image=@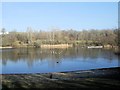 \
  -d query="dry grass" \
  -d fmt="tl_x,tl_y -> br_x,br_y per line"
40,44 -> 72,49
